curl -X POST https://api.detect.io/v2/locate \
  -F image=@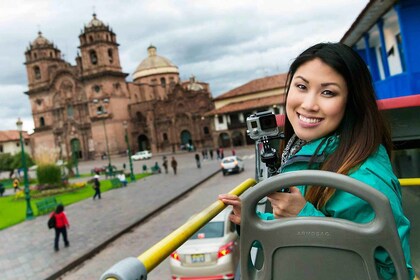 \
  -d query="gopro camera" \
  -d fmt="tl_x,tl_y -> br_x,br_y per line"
246,111 -> 279,140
